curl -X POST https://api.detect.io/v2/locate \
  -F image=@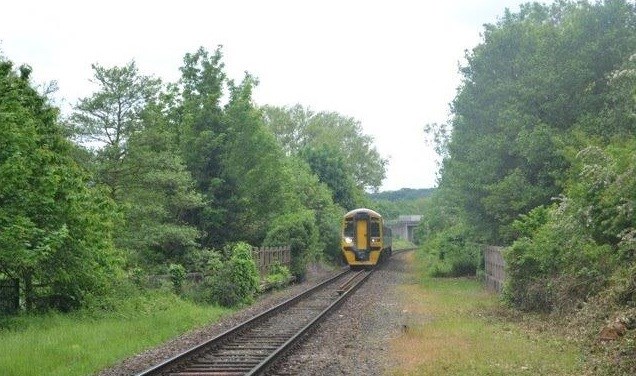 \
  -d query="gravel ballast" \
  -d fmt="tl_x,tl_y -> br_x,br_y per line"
98,253 -> 411,375
270,252 -> 409,375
